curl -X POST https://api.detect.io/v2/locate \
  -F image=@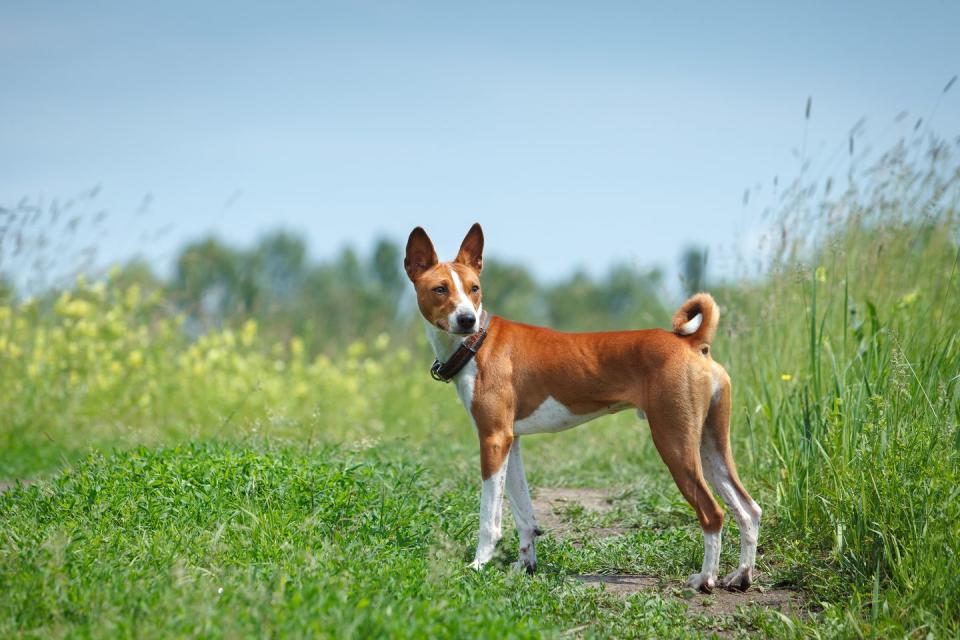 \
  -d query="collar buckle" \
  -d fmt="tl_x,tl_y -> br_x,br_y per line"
430,359 -> 449,382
